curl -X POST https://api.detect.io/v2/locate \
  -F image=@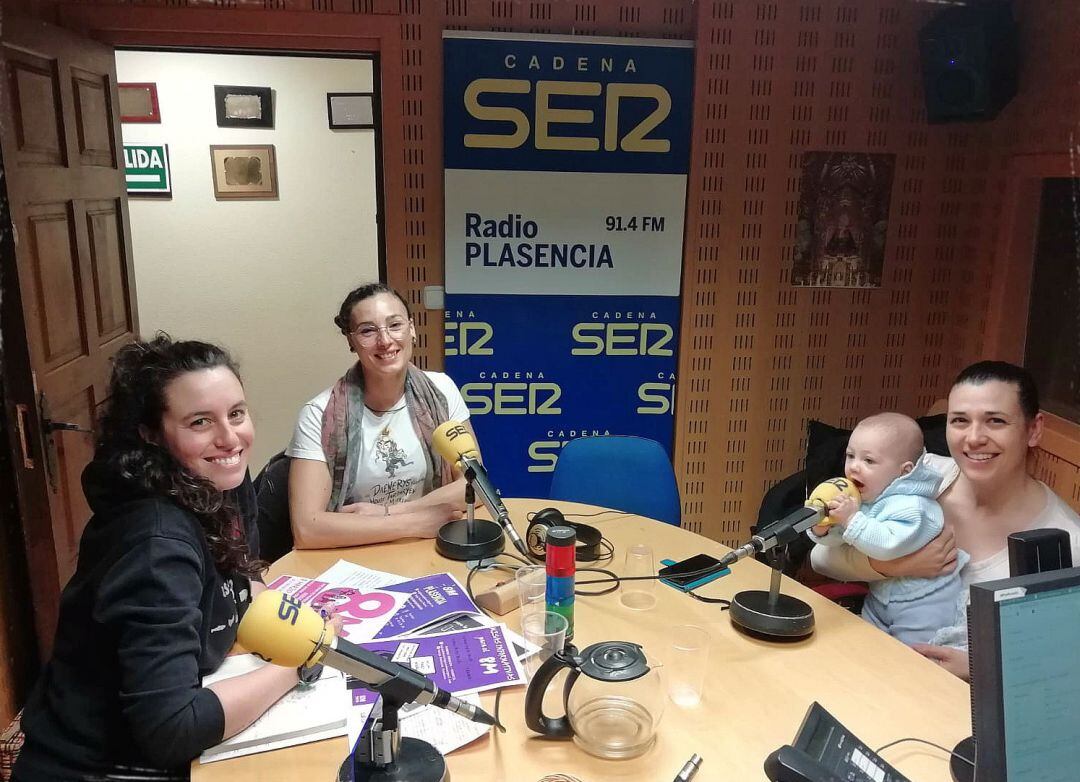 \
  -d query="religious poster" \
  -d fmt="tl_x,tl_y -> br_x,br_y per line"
443,32 -> 693,498
792,152 -> 896,288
